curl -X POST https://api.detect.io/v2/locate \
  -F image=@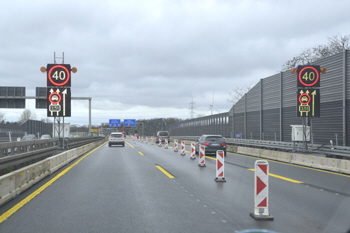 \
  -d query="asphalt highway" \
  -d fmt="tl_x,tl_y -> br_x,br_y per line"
0,140 -> 349,233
